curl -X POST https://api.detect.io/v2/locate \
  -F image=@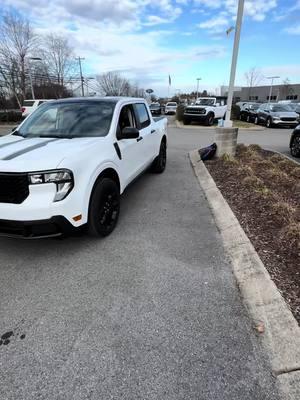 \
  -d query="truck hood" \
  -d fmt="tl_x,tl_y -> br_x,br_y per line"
0,135 -> 104,172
